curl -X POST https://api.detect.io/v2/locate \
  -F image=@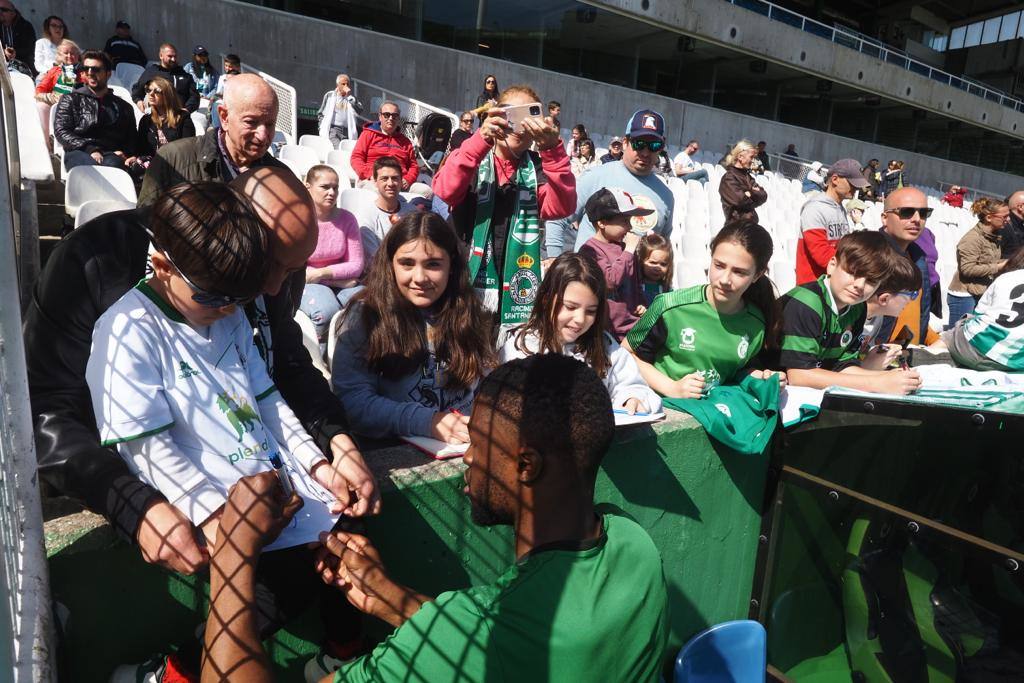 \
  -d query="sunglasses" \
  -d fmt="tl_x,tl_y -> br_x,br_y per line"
0,8 -> 14,13
379,111 -> 400,119
82,65 -> 107,74
629,138 -> 664,153
146,87 -> 162,95
162,250 -> 255,308
461,119 -> 473,124
895,290 -> 920,301
485,80 -> 496,84
886,207 -> 933,220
